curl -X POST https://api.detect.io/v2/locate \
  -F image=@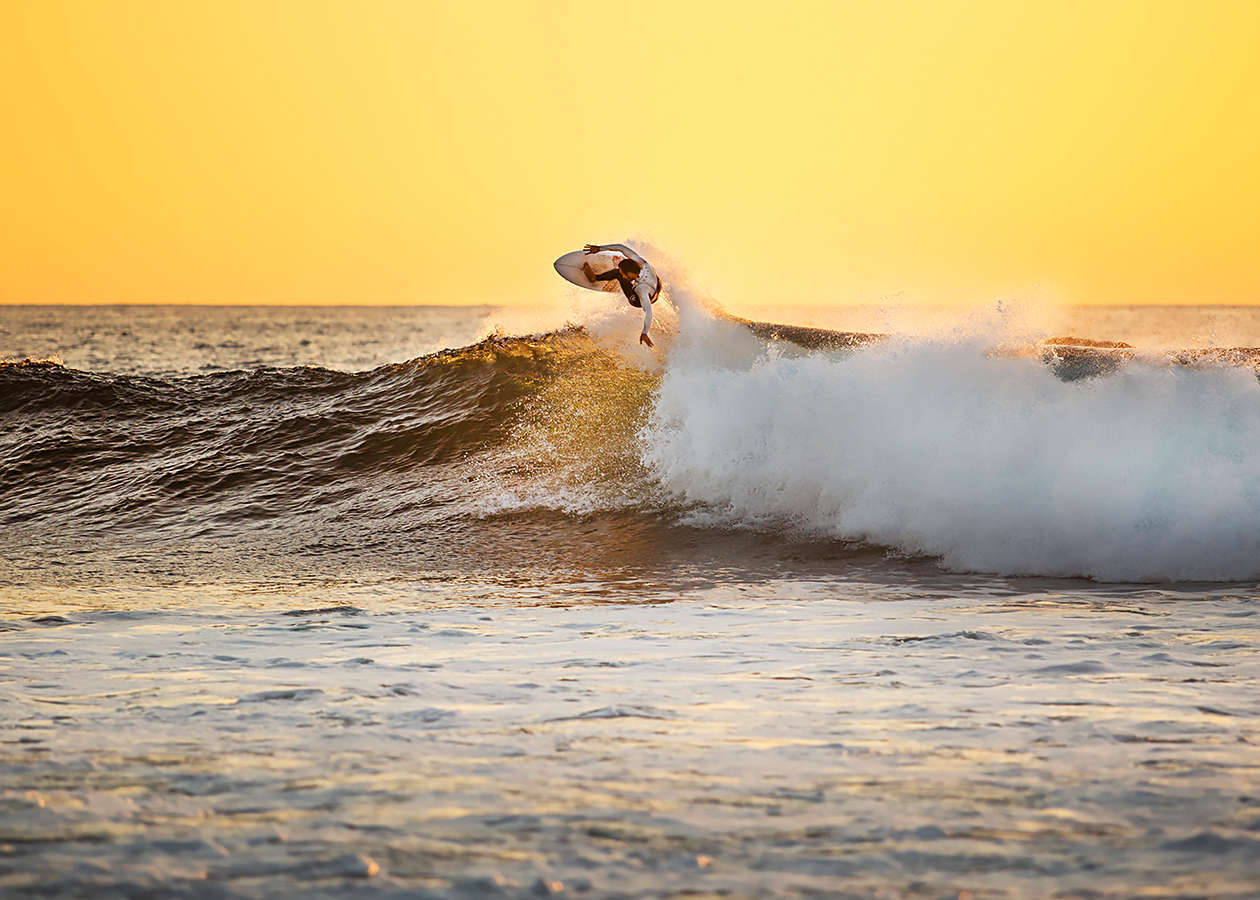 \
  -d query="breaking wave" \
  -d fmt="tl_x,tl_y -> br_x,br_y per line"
646,307 -> 1260,581
4,294 -> 1260,582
